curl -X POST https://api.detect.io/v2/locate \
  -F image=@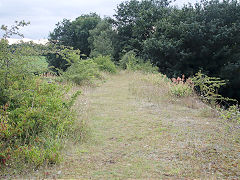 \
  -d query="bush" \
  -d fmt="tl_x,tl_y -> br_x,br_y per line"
62,59 -> 101,85
120,51 -> 158,73
119,51 -> 136,69
26,56 -> 49,75
170,83 -> 193,97
0,37 -> 81,173
46,45 -> 81,72
92,55 -> 117,73
0,76 -> 80,171
191,71 -> 236,105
